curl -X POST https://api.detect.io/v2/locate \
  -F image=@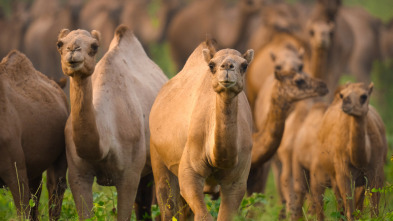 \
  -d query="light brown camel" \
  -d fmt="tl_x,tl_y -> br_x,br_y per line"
149,40 -> 254,221
247,47 -> 328,195
309,83 -> 387,221
57,25 -> 167,220
167,0 -> 262,70
246,32 -> 309,111
0,50 -> 69,220
254,19 -> 335,217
